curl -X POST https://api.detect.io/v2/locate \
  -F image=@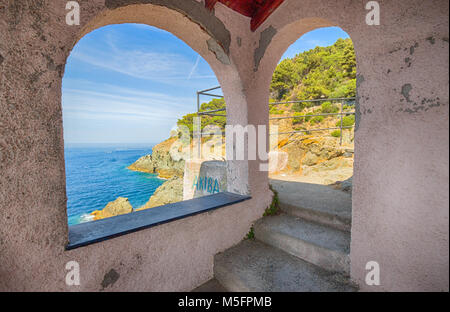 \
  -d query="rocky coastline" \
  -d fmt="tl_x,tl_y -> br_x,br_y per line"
127,136 -> 184,179
92,108 -> 355,221
91,137 -> 185,220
